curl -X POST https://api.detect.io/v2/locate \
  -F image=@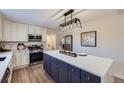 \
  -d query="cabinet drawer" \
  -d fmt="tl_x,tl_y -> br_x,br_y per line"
81,70 -> 101,83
